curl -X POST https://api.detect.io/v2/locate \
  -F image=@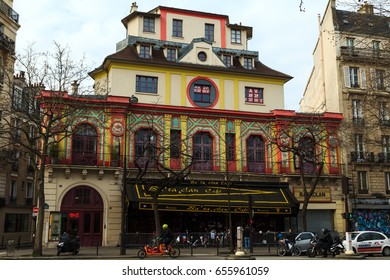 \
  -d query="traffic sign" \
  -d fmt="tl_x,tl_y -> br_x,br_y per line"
33,207 -> 39,213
